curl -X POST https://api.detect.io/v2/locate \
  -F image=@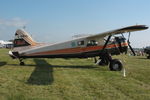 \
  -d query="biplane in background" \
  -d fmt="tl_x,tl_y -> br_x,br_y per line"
9,25 -> 148,71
